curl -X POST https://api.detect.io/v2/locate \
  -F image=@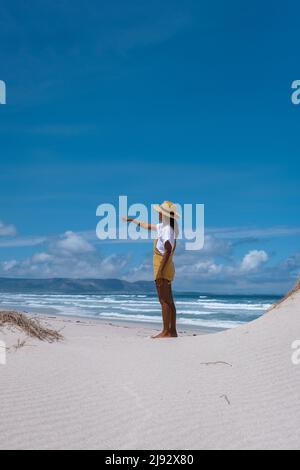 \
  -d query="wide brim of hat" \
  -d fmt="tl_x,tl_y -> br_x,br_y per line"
153,204 -> 180,219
